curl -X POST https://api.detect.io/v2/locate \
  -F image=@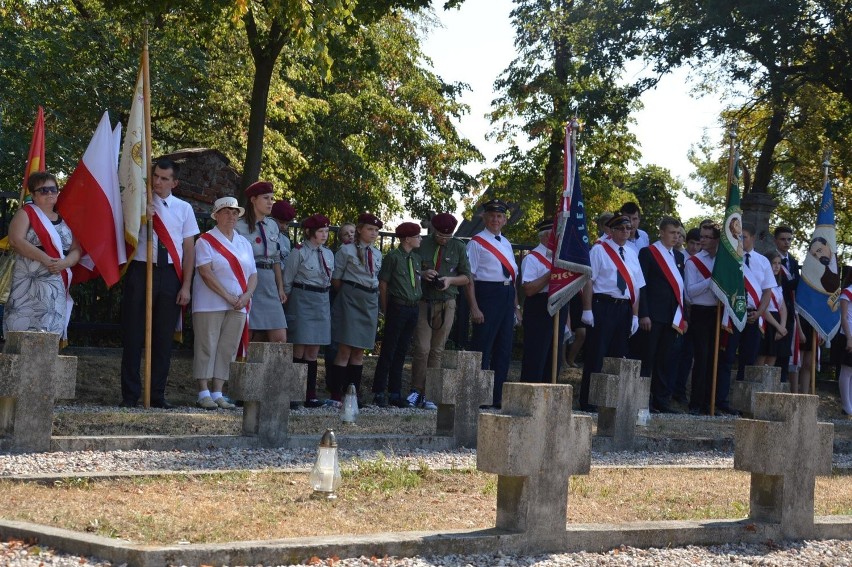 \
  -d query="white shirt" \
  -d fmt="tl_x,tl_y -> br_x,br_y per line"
192,227 -> 257,313
133,193 -> 199,263
743,249 -> 775,308
624,228 -> 650,253
589,239 -> 645,300
521,243 -> 551,294
685,250 -> 716,306
466,229 -> 518,283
